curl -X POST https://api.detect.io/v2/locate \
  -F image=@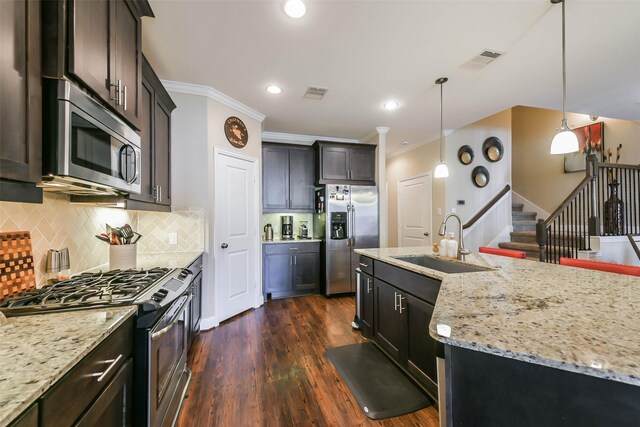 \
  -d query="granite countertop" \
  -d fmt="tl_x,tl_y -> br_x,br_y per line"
262,238 -> 322,244
355,247 -> 640,386
0,306 -> 137,426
